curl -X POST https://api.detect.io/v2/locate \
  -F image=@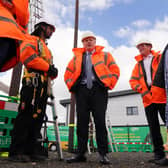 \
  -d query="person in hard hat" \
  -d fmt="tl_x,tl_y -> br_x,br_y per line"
64,31 -> 120,164
0,0 -> 30,72
129,39 -> 167,165
9,19 -> 58,162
